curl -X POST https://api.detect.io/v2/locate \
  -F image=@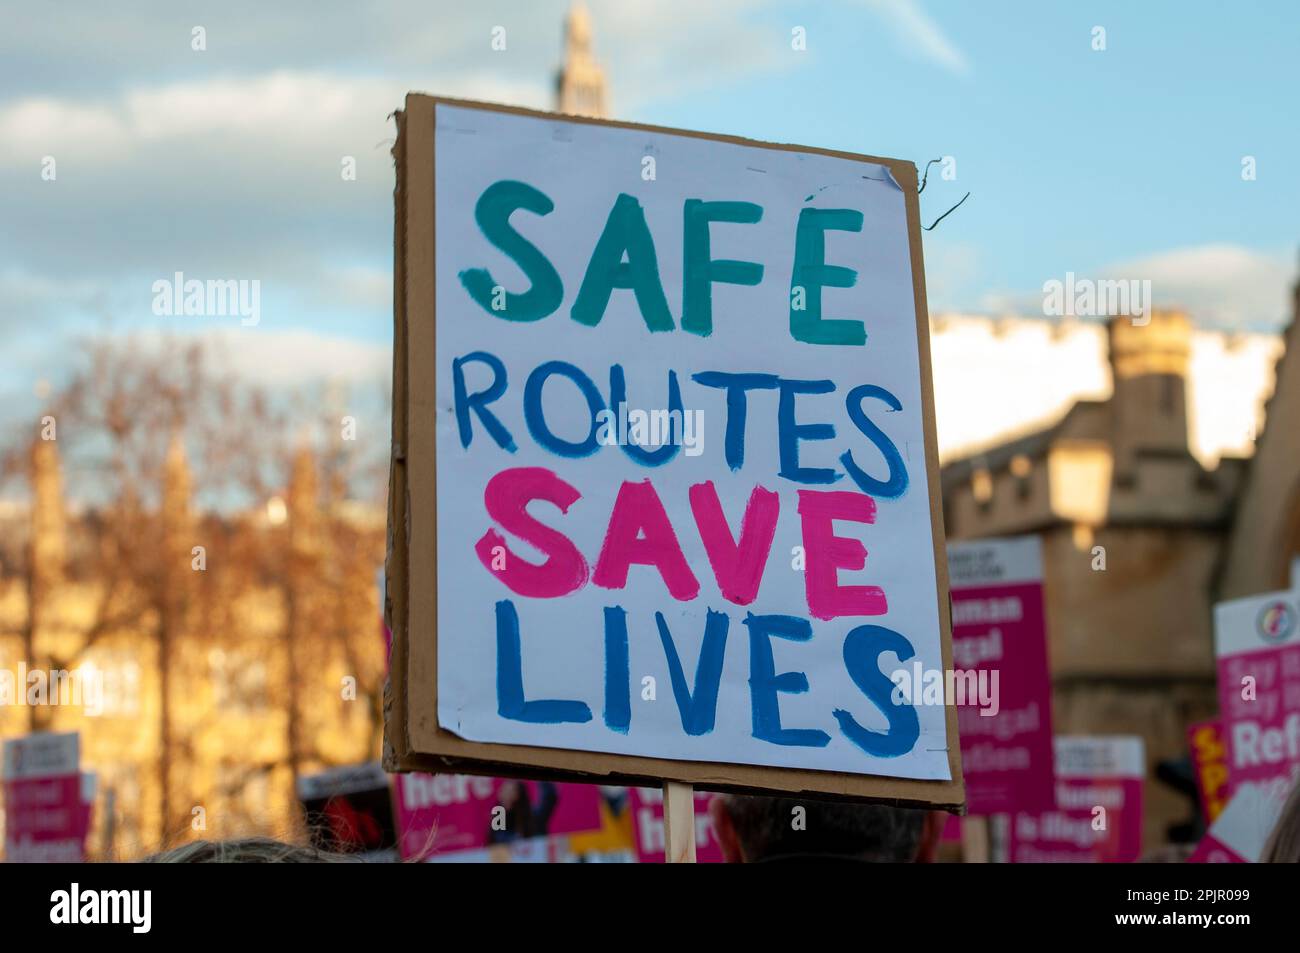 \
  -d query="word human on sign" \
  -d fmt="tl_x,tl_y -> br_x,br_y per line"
390,96 -> 961,803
